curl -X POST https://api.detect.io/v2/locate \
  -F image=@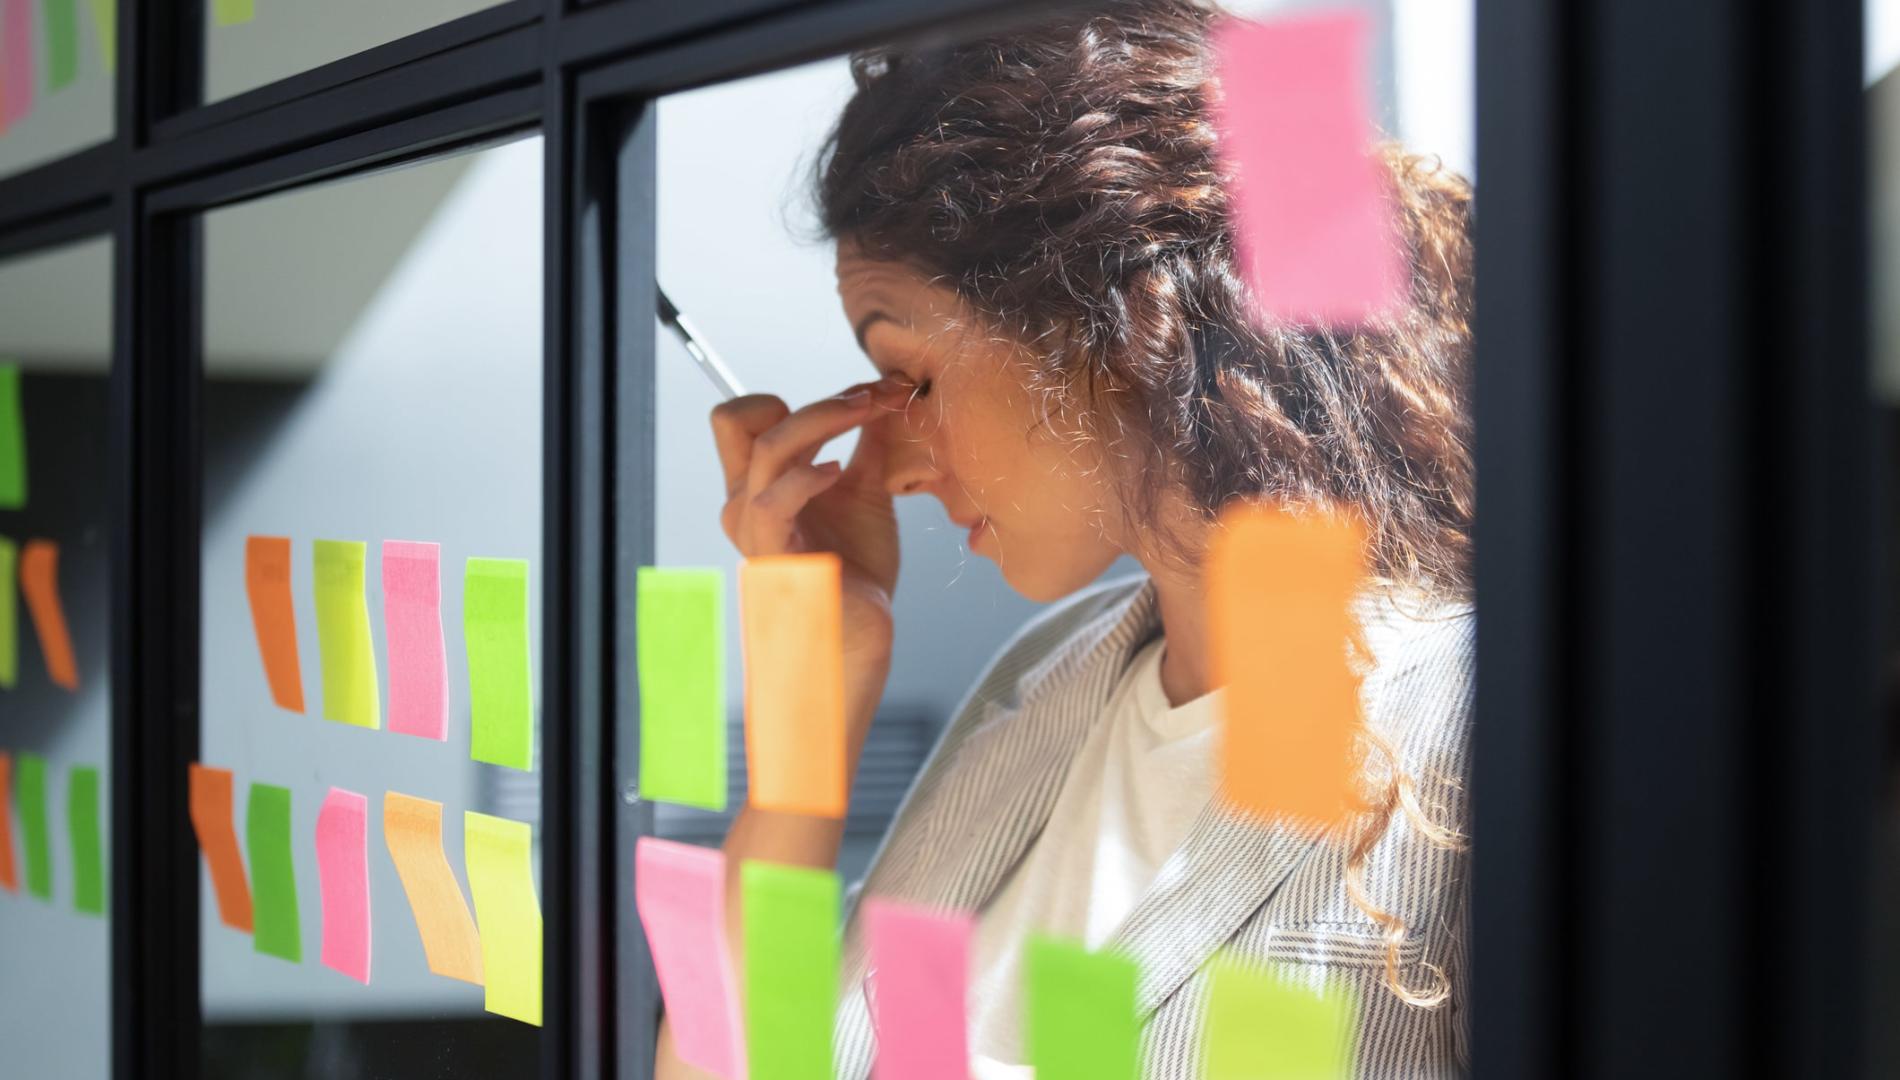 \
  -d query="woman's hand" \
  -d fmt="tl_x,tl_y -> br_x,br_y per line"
711,378 -> 912,676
